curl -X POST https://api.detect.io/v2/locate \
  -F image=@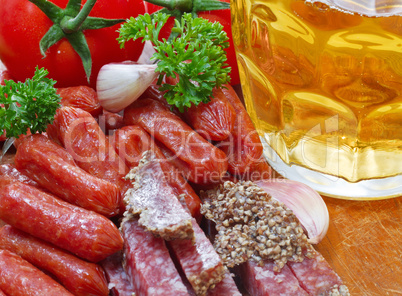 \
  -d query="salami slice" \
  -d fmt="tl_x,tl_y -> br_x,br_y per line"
206,272 -> 241,296
0,288 -> 6,296
241,260 -> 309,296
120,216 -> 190,296
168,218 -> 225,295
287,249 -> 350,295
124,152 -> 194,241
0,225 -> 109,296
112,125 -> 201,219
101,252 -> 136,296
0,249 -> 73,296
